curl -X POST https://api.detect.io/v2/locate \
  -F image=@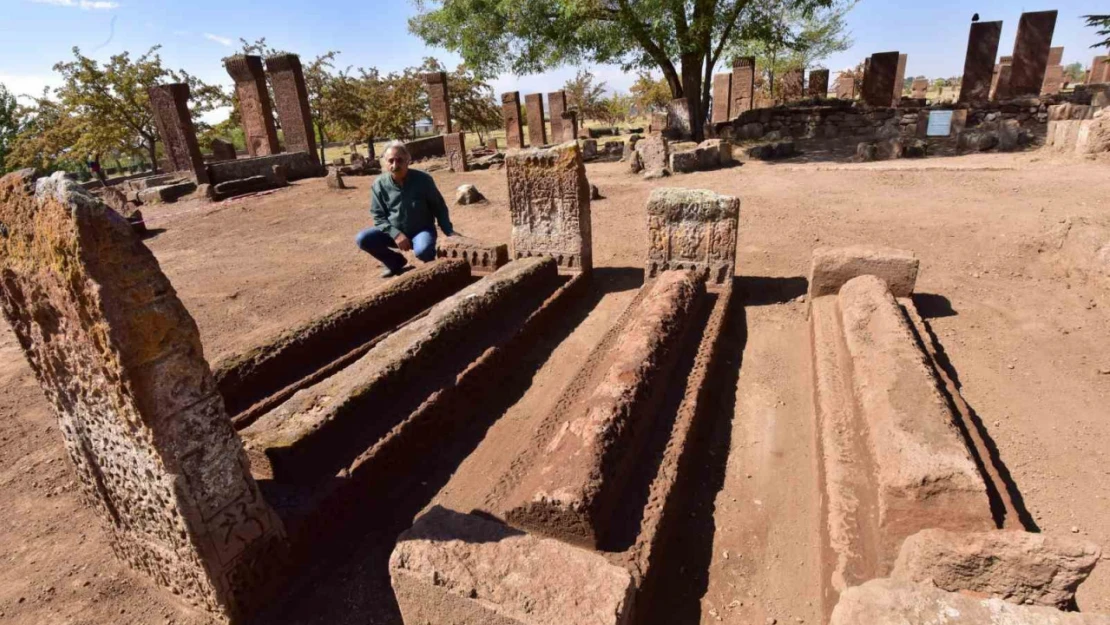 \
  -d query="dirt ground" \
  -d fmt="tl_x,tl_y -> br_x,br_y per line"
1,148 -> 1109,625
